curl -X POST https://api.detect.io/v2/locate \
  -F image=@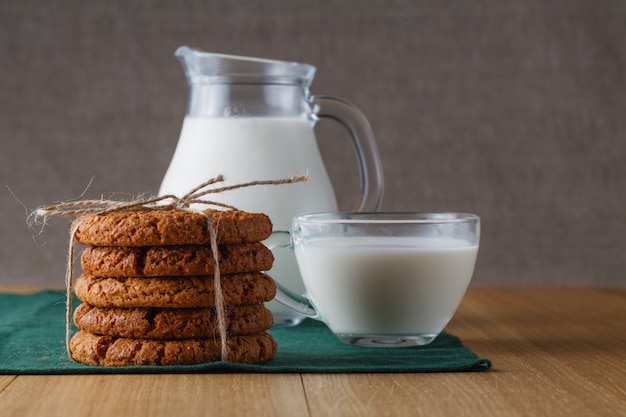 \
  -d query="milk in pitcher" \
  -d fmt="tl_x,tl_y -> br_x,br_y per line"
159,116 -> 339,324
